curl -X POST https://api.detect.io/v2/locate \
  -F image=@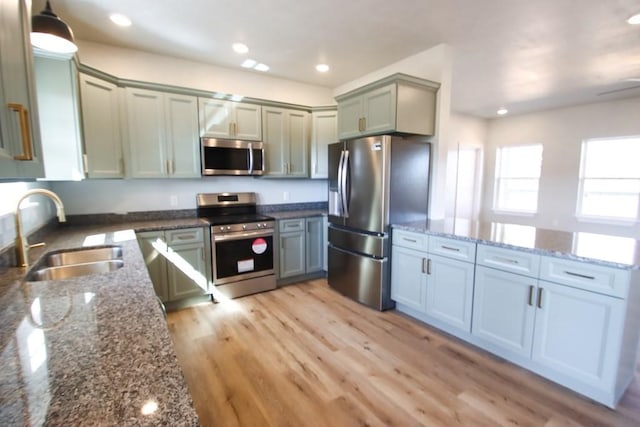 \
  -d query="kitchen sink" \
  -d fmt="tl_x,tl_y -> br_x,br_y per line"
25,246 -> 124,282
